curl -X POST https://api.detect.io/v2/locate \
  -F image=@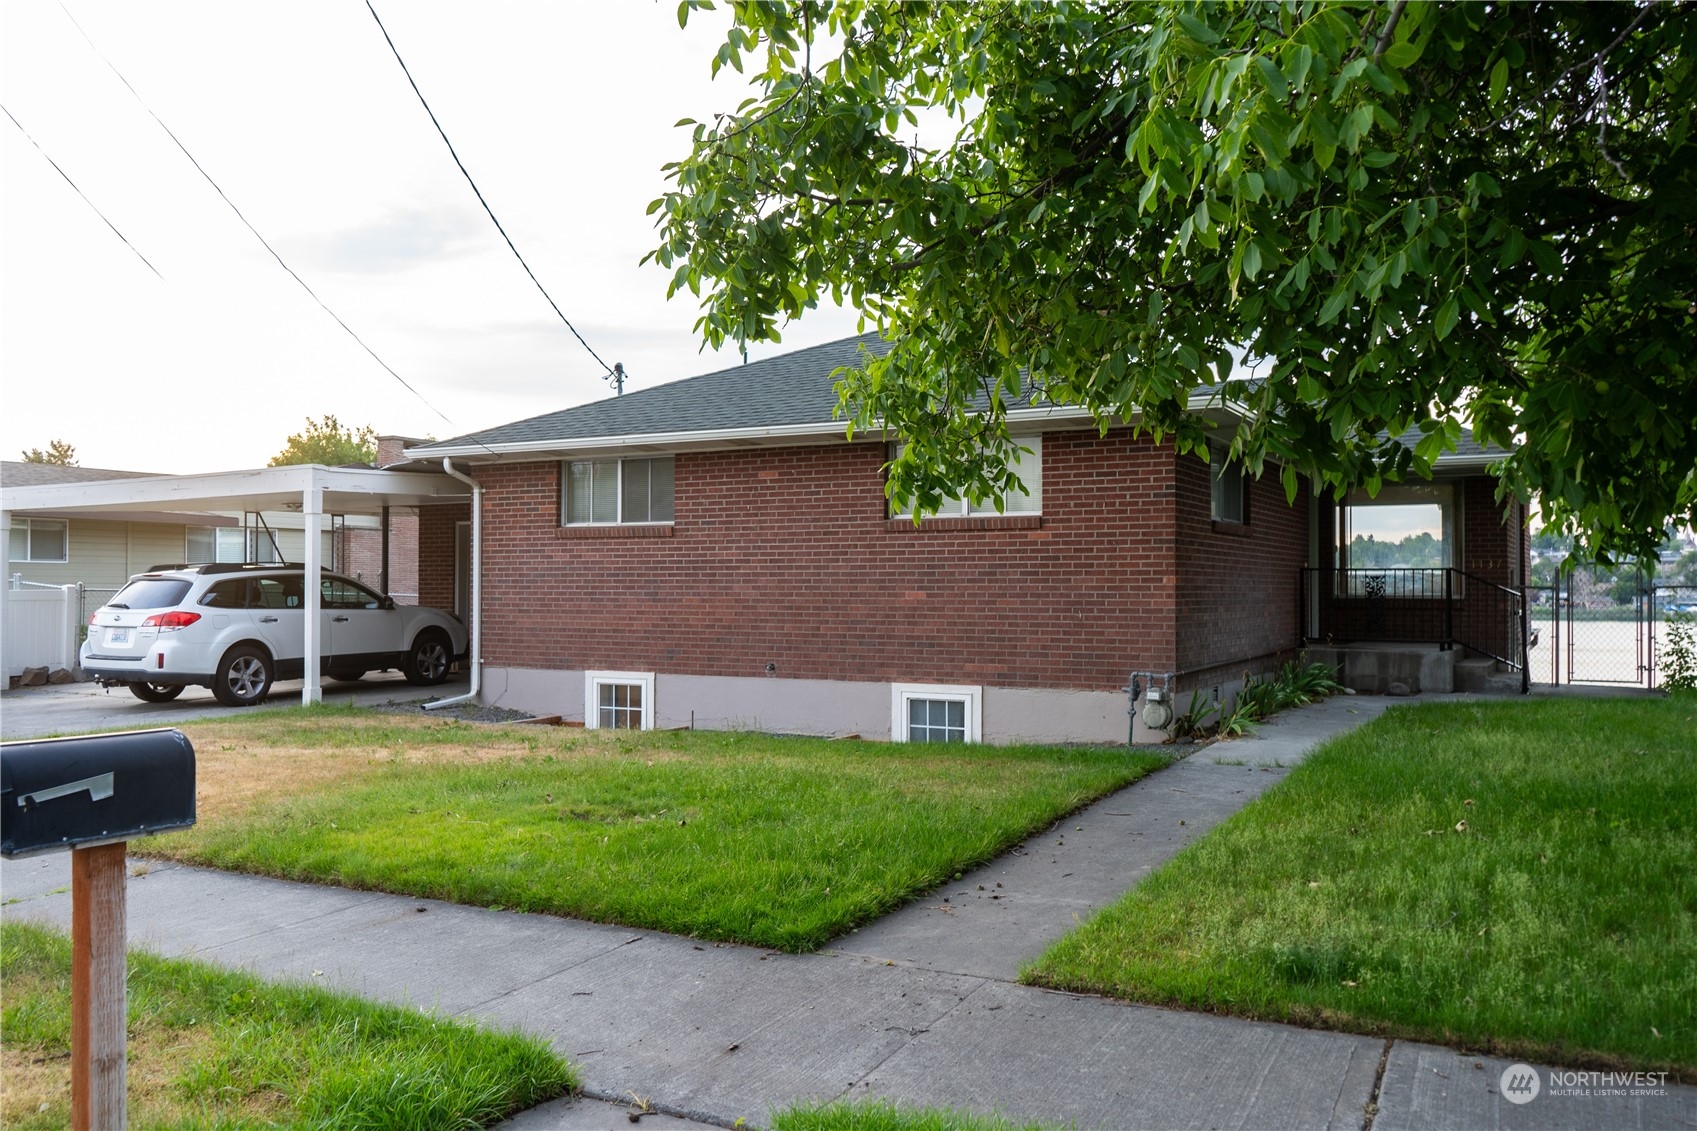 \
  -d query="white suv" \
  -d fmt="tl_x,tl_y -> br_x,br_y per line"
81,563 -> 468,707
